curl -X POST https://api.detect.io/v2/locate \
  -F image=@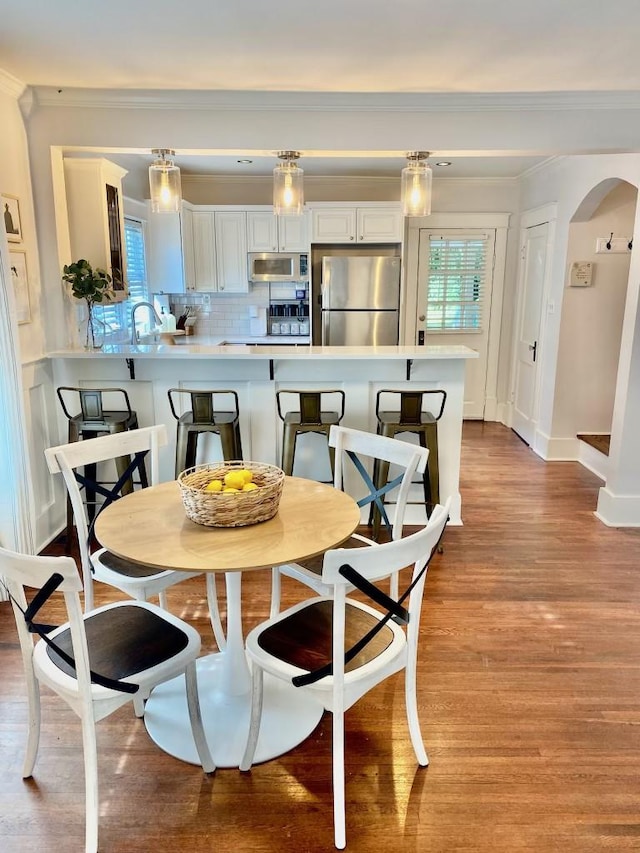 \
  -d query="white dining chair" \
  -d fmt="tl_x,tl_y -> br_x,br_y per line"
241,500 -> 450,849
0,544 -> 215,853
270,424 -> 430,617
45,424 -> 226,651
